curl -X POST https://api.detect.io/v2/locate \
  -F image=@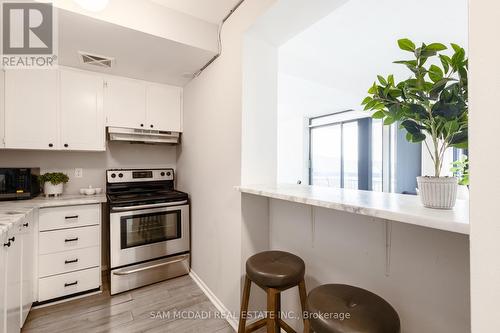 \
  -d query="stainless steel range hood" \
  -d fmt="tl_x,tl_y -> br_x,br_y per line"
107,127 -> 180,144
